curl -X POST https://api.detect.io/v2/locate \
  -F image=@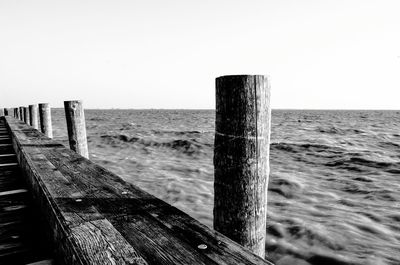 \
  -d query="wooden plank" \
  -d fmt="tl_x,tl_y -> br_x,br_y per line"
0,189 -> 28,197
0,163 -> 19,167
0,168 -> 23,193
5,116 -> 275,265
0,156 -> 17,165
27,259 -> 54,265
